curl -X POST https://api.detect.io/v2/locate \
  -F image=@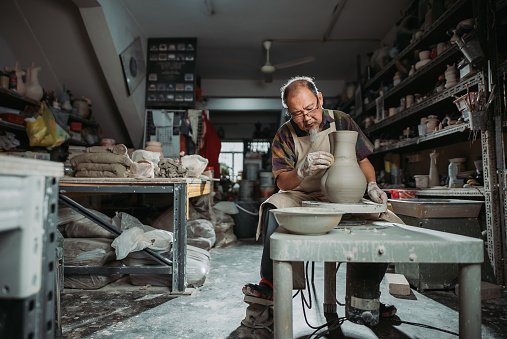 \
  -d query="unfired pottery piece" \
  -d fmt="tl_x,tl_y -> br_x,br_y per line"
321,131 -> 367,203
271,207 -> 344,235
